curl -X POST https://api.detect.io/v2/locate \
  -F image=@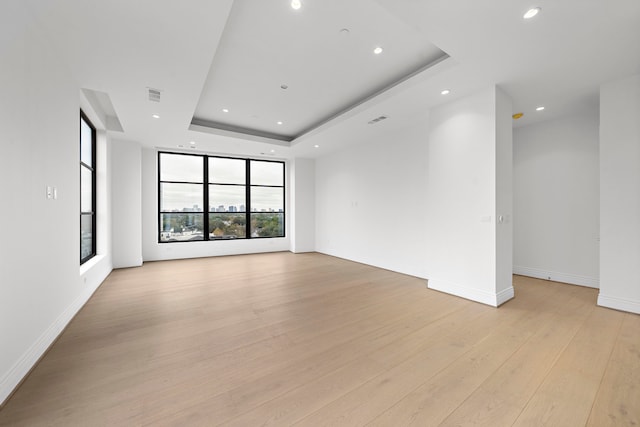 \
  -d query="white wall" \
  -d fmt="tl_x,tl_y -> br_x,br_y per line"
0,2 -> 112,405
141,147 -> 291,261
111,139 -> 143,268
290,158 -> 316,253
599,73 -> 640,314
513,109 -> 600,287
315,118 -> 429,278
425,86 -> 513,306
